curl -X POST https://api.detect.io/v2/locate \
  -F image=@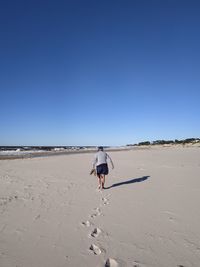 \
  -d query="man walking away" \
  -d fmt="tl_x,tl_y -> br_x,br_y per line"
92,146 -> 114,190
